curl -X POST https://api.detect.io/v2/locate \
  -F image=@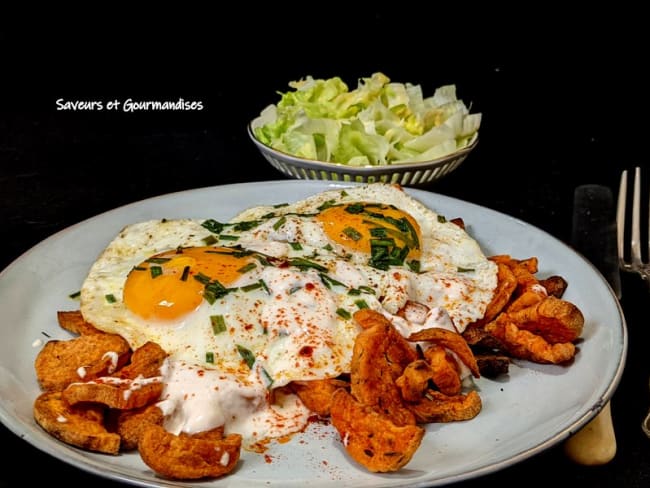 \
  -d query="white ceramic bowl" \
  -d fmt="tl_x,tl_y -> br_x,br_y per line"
247,124 -> 478,186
